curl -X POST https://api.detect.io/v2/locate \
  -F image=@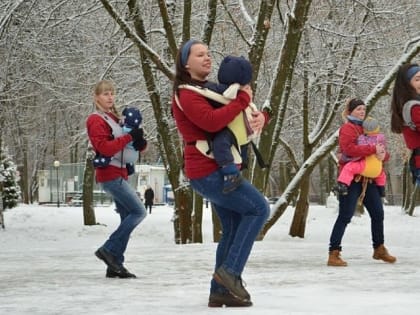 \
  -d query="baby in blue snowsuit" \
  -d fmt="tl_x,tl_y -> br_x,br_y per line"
93,107 -> 144,175
204,56 -> 254,193
121,107 -> 143,149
